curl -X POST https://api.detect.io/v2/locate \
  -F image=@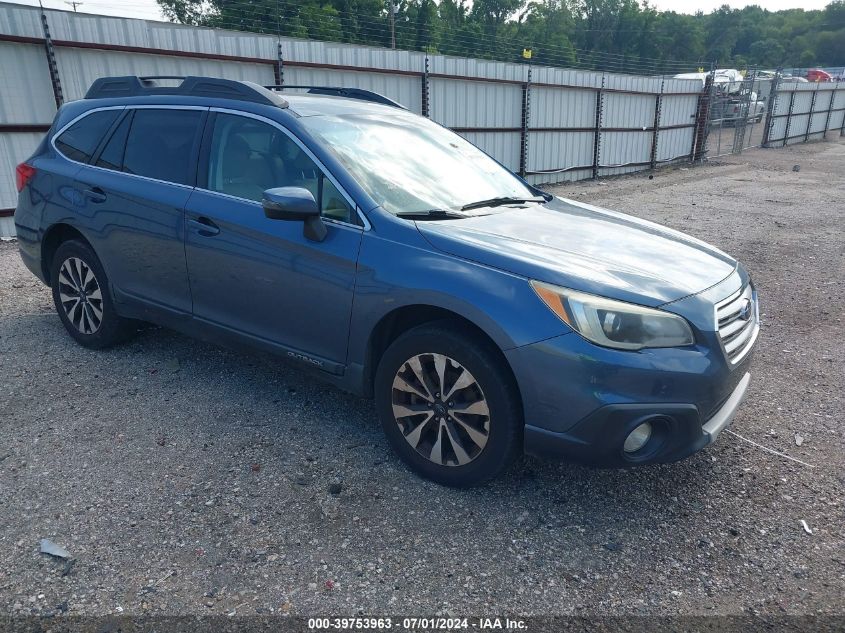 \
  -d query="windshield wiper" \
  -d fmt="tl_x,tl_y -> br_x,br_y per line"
395,209 -> 468,220
460,196 -> 546,211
